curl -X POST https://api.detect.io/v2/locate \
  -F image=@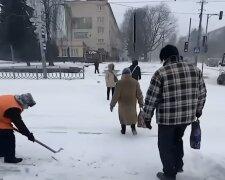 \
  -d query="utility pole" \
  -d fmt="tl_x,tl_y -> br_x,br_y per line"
194,0 -> 206,66
133,11 -> 136,59
188,18 -> 192,42
36,2 -> 47,79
